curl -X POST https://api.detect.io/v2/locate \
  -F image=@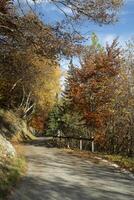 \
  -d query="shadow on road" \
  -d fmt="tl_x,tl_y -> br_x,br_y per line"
10,172 -> 134,200
25,137 -> 56,148
10,139 -> 134,200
